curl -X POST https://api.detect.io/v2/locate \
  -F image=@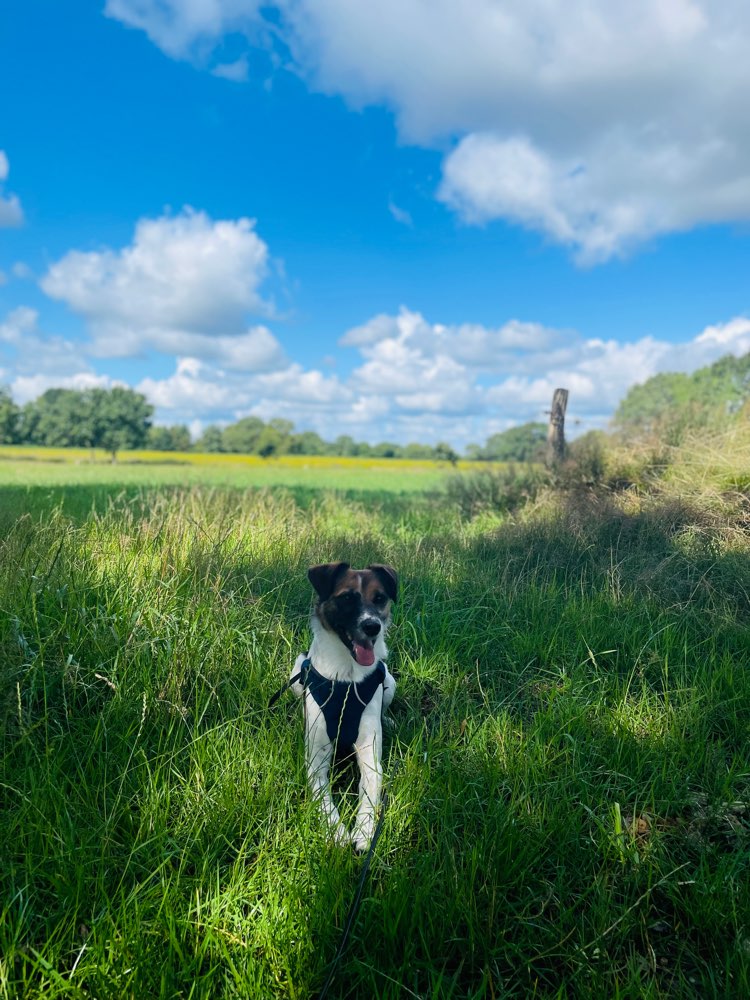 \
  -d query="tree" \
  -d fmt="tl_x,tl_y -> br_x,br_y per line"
268,418 -> 294,438
613,373 -> 693,436
332,435 -> 359,456
21,388 -> 95,447
371,441 -> 404,458
403,442 -> 436,459
221,416 -> 266,454
147,424 -> 191,451
613,352 -> 750,444
88,387 -> 153,460
0,386 -> 20,444
480,422 -> 547,462
195,425 -> 225,452
256,418 -> 293,457
434,441 -> 459,465
288,430 -> 327,455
